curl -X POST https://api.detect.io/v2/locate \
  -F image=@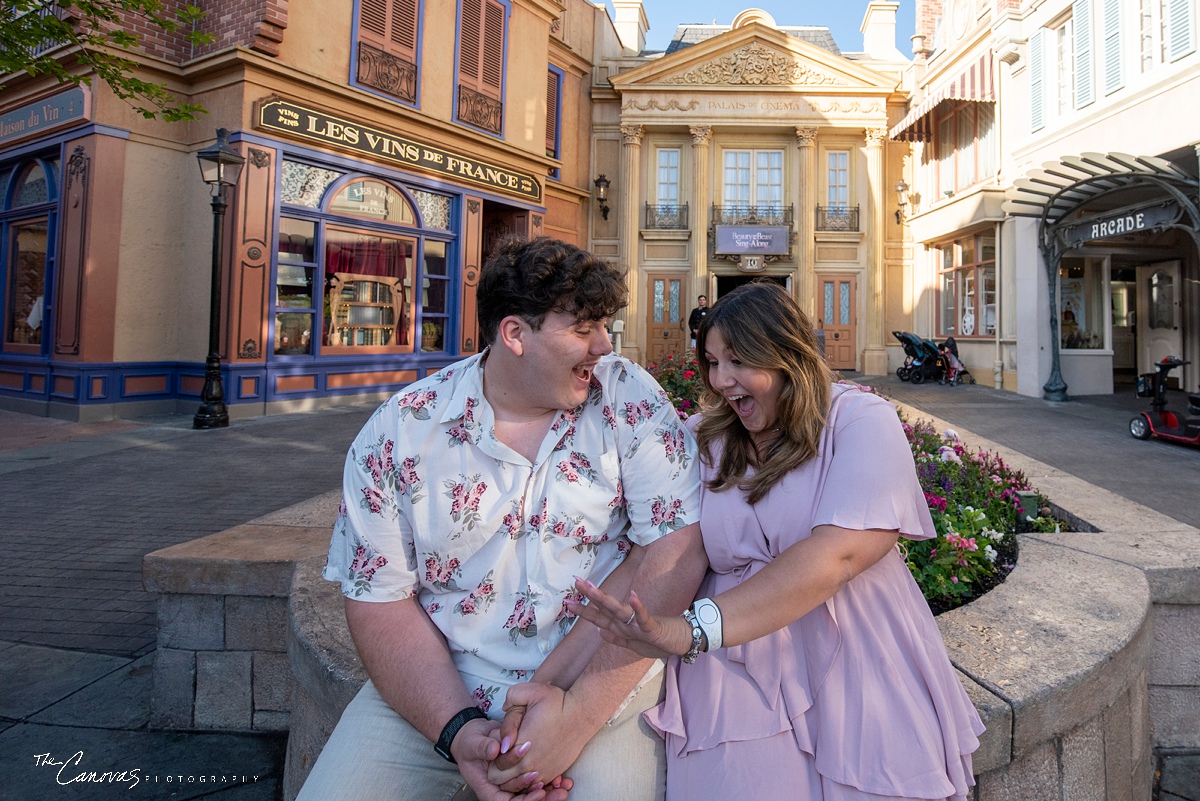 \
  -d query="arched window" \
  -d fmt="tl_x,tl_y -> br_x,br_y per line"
274,174 -> 453,358
3,158 -> 58,353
